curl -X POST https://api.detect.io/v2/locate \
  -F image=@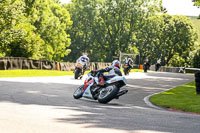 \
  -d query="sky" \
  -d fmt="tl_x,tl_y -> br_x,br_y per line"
60,0 -> 200,16
162,0 -> 200,16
